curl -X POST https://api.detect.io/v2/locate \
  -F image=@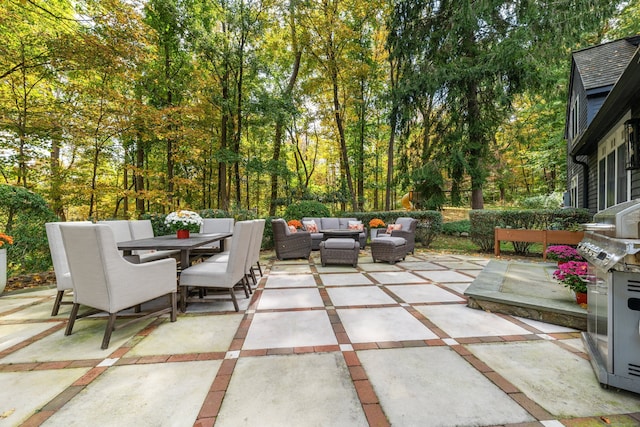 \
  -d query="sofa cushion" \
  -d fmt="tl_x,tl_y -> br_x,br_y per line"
323,238 -> 357,249
321,218 -> 340,230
